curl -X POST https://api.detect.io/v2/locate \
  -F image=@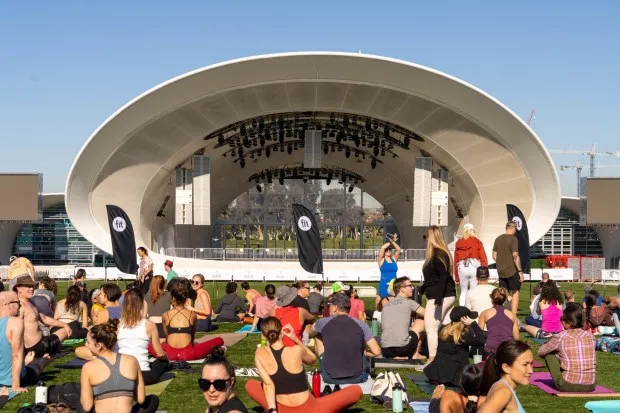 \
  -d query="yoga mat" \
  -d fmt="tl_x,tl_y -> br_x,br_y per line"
145,373 -> 175,396
55,358 -> 88,369
410,401 -> 431,413
62,338 -> 85,347
374,358 -> 424,369
407,375 -> 459,396
305,372 -> 374,394
197,332 -> 248,348
234,325 -> 261,334
528,336 -> 549,345
529,372 -> 620,397
585,400 -> 620,413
